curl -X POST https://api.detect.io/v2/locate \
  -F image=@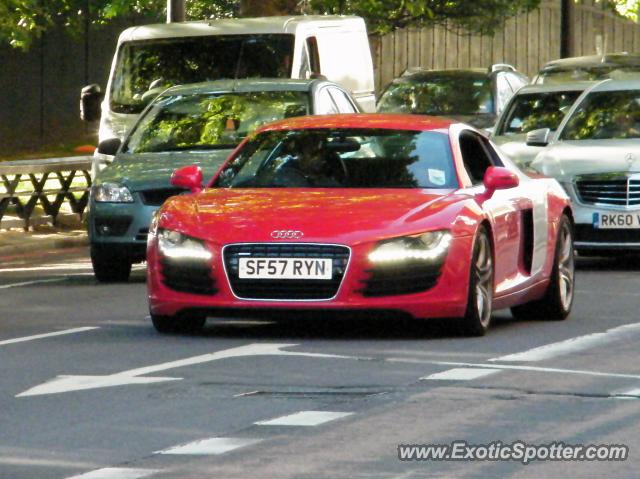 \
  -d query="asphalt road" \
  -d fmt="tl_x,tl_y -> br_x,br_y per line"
1,246 -> 639,478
